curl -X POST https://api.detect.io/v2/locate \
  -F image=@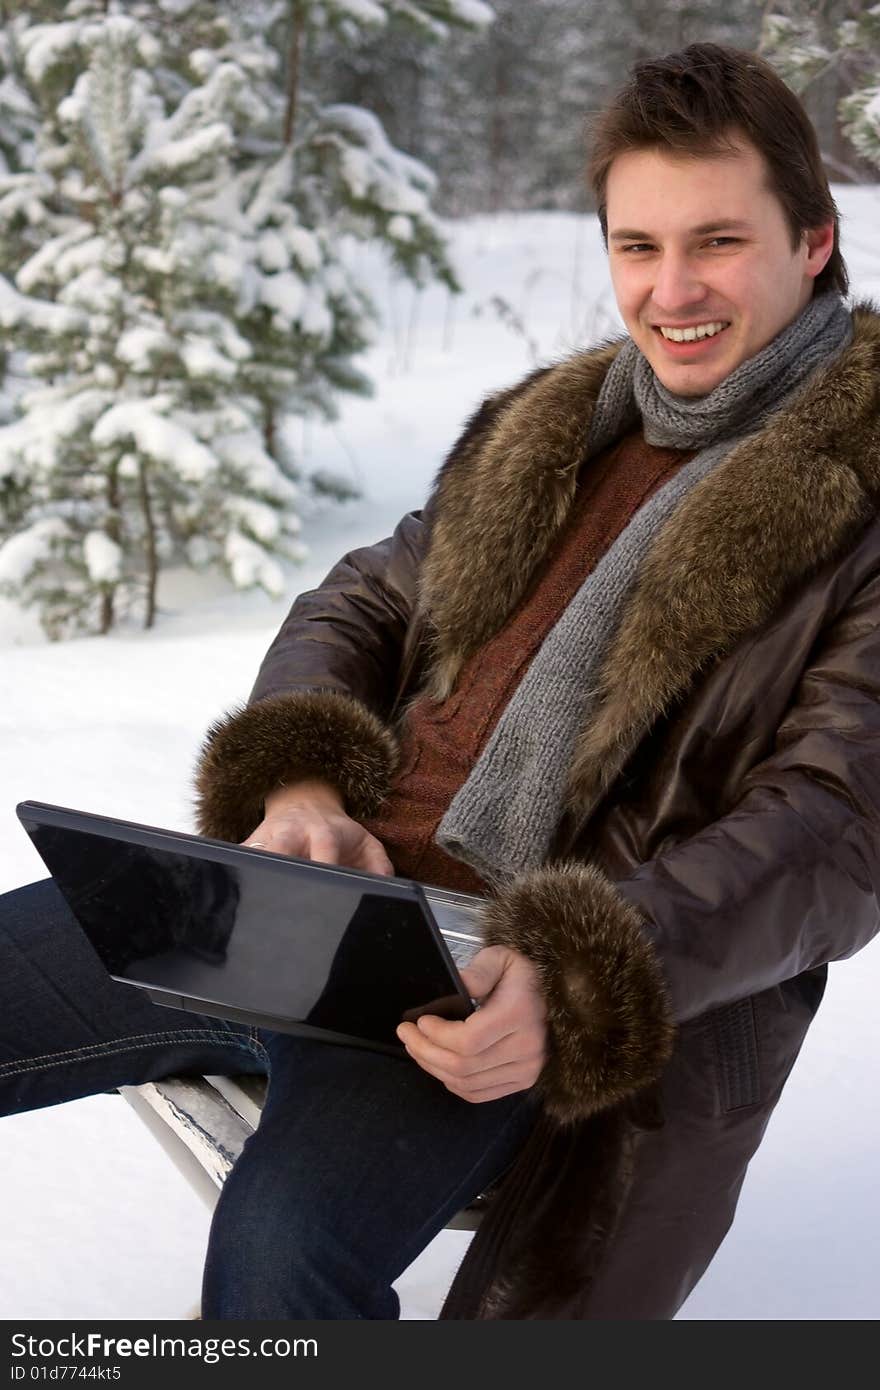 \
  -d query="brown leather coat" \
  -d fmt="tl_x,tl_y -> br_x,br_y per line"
195,305 -> 880,1319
